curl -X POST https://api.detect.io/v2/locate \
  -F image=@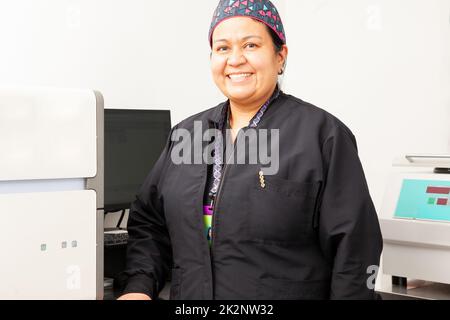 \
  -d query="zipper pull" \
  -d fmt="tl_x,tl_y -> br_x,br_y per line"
209,195 -> 215,211
259,169 -> 266,189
